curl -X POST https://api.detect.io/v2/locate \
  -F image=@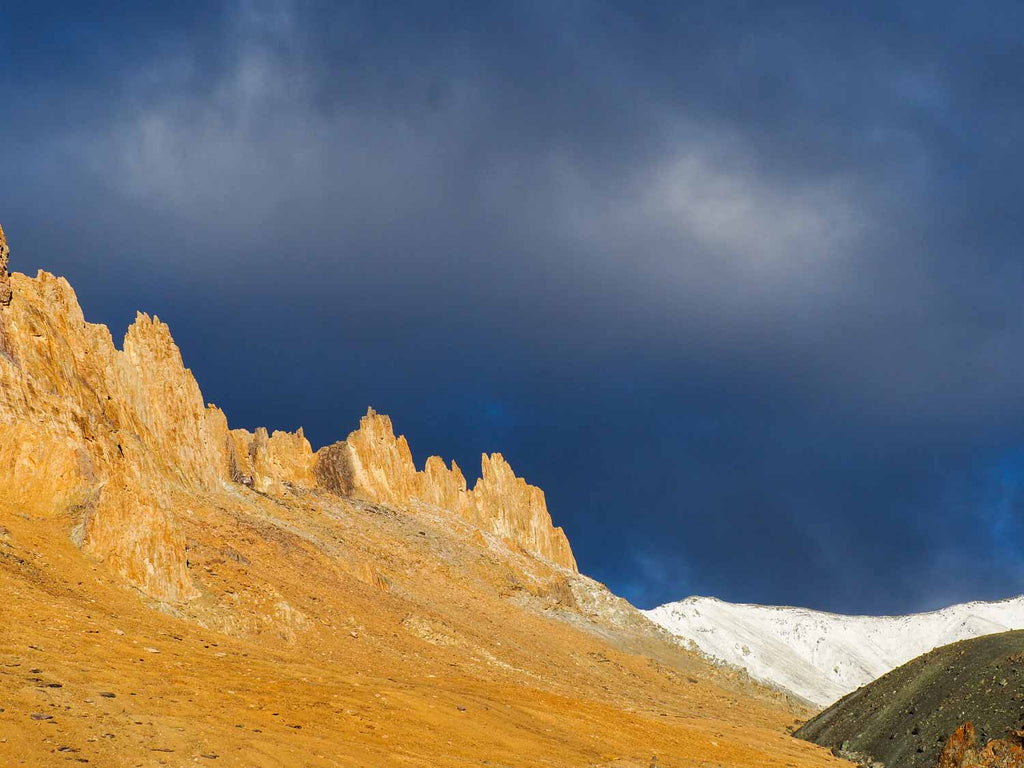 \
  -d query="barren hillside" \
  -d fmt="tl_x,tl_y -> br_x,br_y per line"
0,233 -> 845,767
